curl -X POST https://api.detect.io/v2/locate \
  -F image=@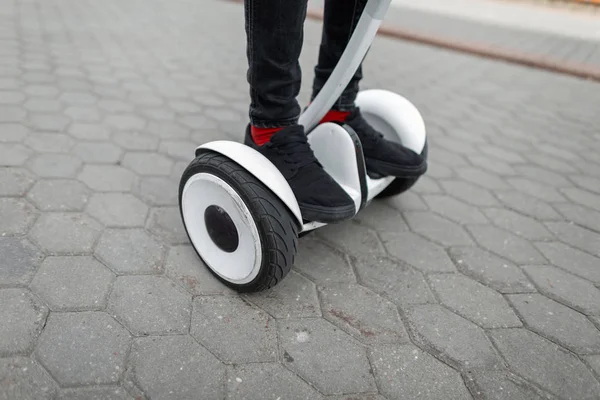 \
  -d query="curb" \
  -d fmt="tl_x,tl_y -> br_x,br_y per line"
226,0 -> 600,83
